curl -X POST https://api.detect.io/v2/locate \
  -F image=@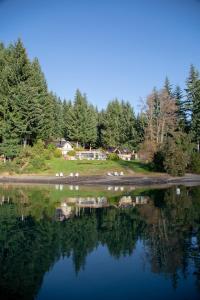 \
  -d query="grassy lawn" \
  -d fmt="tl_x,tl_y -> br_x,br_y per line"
41,158 -> 153,176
